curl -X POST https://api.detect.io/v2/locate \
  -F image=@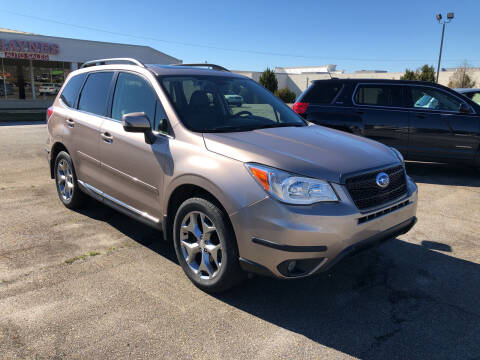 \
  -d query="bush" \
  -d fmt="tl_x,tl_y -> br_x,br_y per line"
448,62 -> 476,88
275,87 -> 297,103
259,68 -> 278,93
400,64 -> 436,83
